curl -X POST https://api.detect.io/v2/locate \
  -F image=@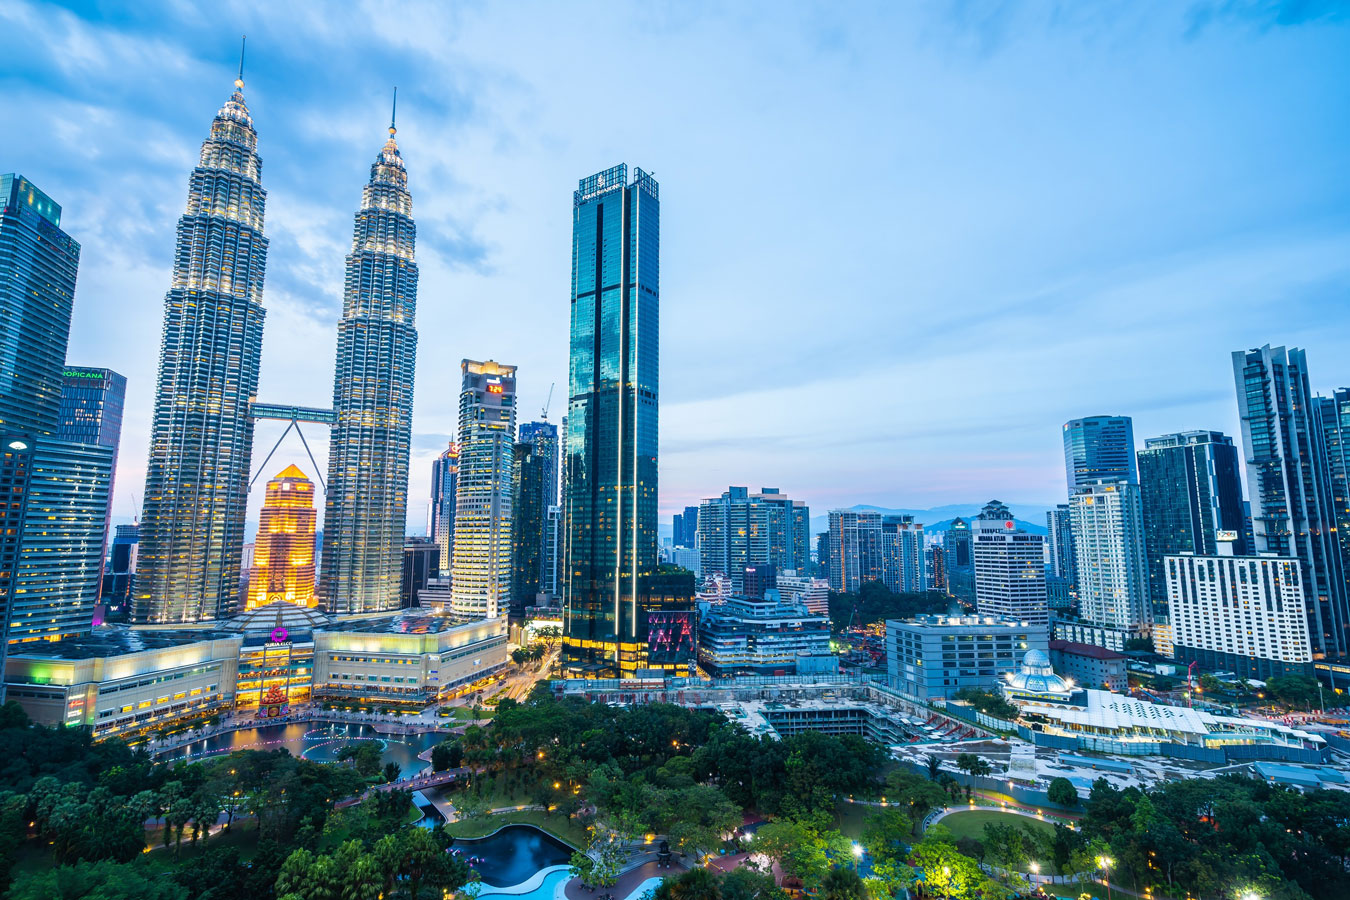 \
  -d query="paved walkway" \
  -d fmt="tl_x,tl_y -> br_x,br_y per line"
564,859 -> 684,900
